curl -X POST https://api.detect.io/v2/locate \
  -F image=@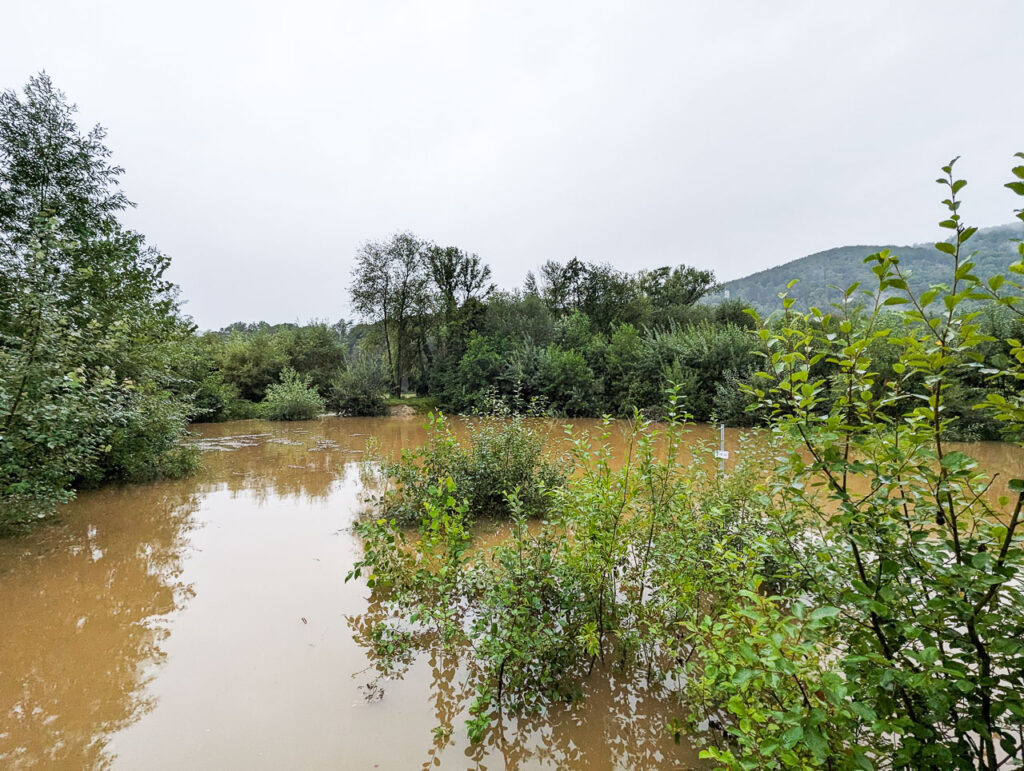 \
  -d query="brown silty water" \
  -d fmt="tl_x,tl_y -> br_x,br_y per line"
0,416 -> 1020,769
